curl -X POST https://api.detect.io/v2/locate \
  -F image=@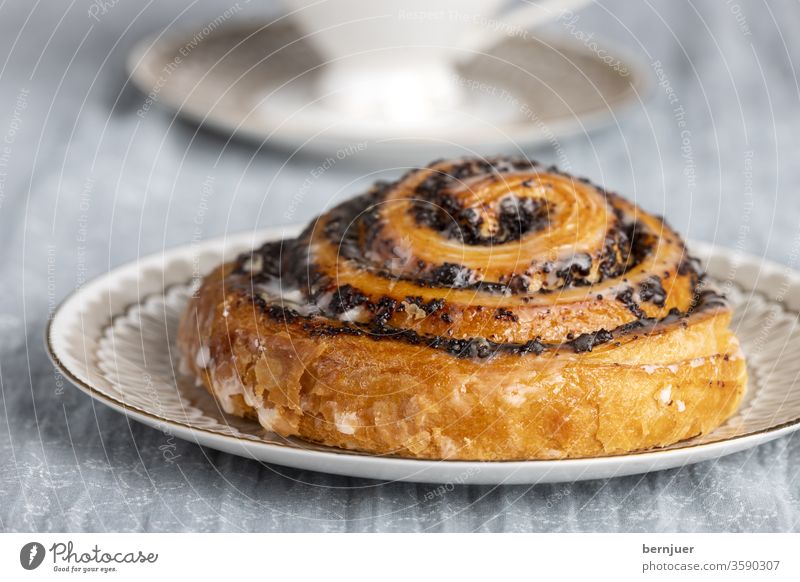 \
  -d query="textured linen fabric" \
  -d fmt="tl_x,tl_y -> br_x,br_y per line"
1,0 -> 799,532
